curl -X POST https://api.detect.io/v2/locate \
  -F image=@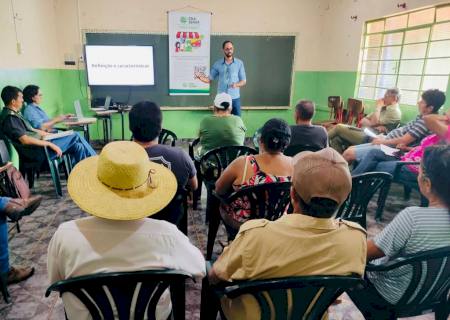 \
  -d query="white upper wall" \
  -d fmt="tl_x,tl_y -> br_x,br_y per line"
0,0 -> 447,71
319,0 -> 446,71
